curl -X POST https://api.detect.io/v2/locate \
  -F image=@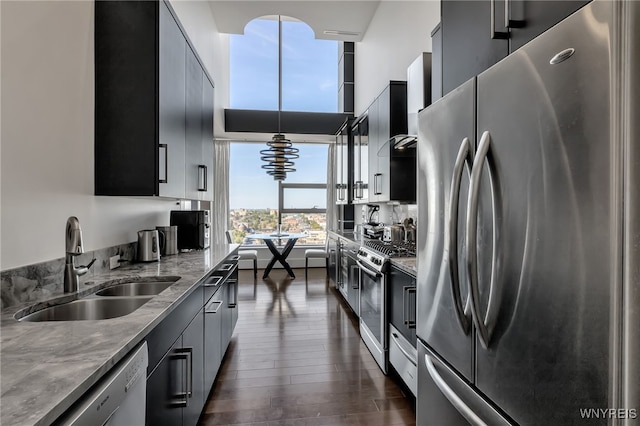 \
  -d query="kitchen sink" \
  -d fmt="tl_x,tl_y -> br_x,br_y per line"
17,297 -> 153,322
95,281 -> 175,297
